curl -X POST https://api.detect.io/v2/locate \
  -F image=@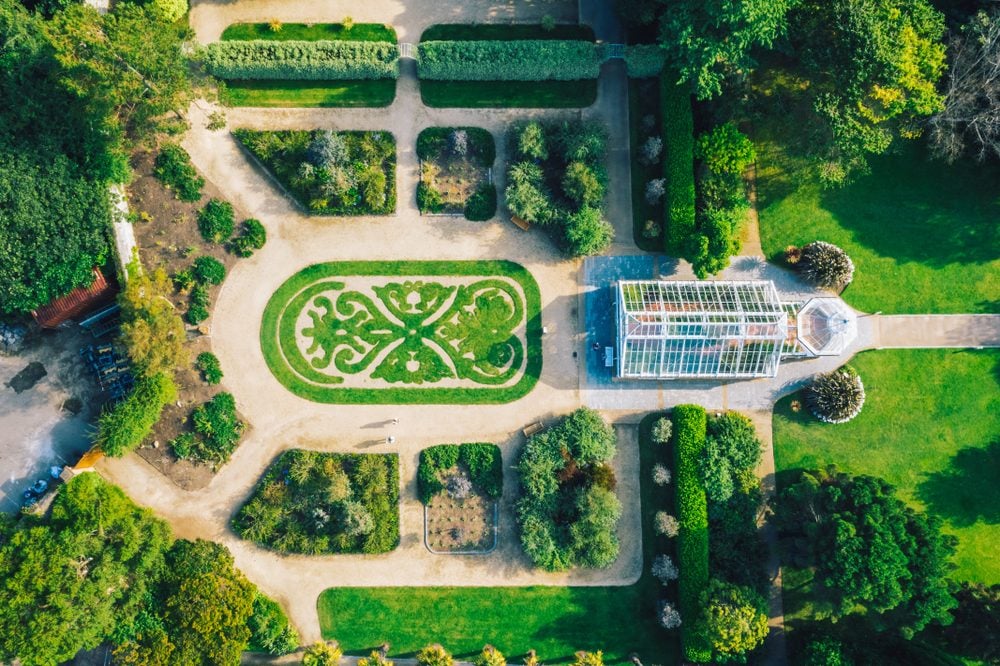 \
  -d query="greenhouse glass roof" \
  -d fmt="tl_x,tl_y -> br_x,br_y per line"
615,281 -> 792,379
